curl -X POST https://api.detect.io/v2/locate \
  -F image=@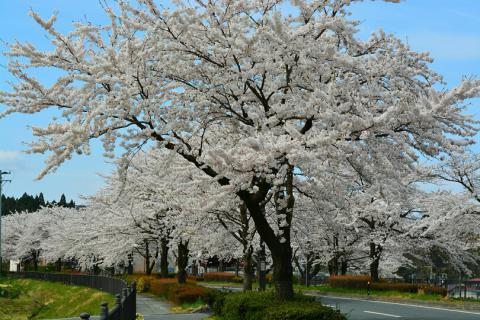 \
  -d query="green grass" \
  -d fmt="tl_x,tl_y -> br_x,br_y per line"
202,281 -> 247,287
294,284 -> 480,306
203,281 -> 457,303
203,281 -> 480,307
293,284 -> 446,301
170,298 -> 209,313
0,278 -> 116,320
